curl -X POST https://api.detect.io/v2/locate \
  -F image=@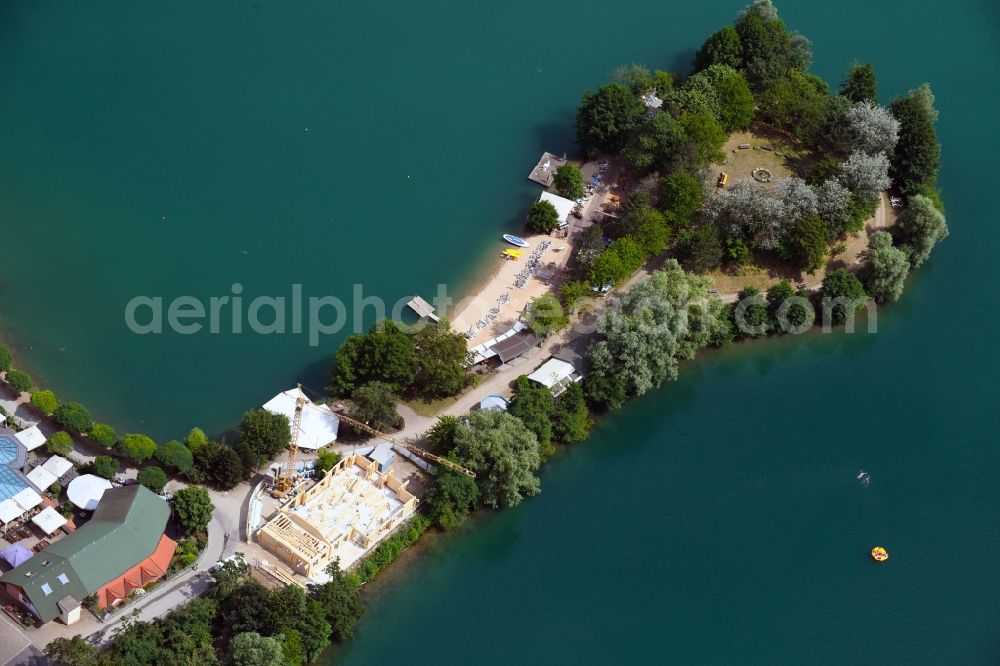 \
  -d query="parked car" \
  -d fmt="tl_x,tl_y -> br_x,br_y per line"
890,195 -> 903,208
